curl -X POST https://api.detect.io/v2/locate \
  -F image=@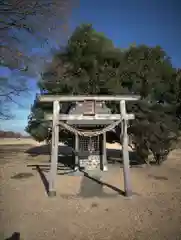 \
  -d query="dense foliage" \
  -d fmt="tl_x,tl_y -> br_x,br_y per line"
26,24 -> 181,164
